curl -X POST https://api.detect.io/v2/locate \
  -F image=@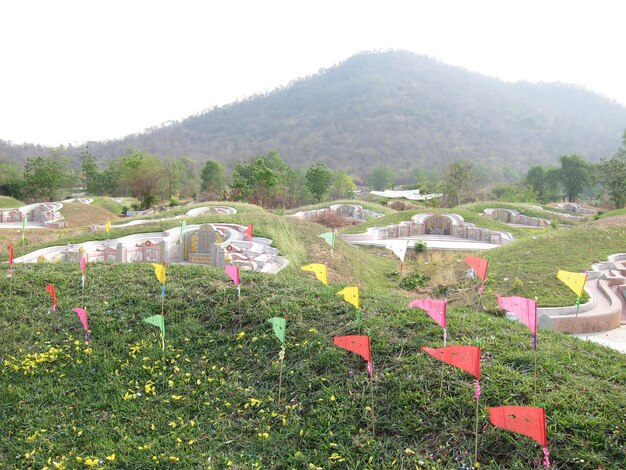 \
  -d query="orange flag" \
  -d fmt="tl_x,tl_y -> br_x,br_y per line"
489,405 -> 550,467
245,224 -> 253,238
45,283 -> 57,313
334,335 -> 372,378
488,406 -> 547,447
421,345 -> 480,379
465,256 -> 488,282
